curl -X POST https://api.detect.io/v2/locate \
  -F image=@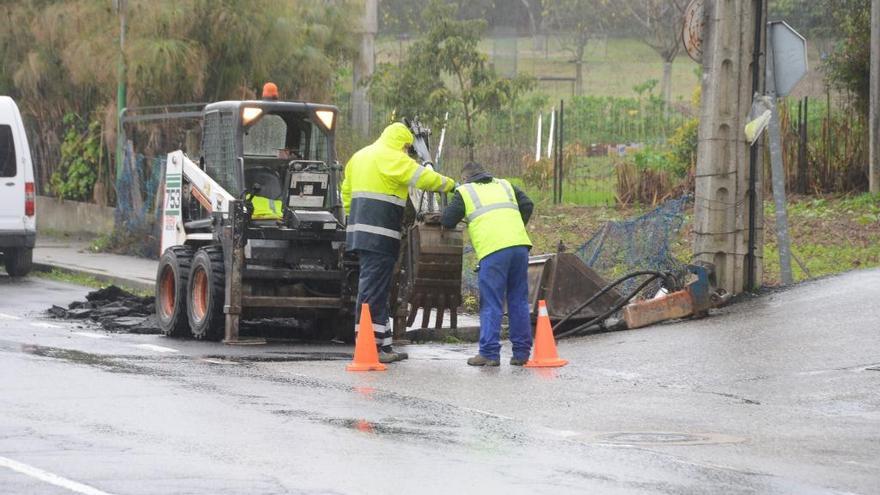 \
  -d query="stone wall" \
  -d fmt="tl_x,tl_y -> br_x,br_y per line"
36,196 -> 114,236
